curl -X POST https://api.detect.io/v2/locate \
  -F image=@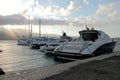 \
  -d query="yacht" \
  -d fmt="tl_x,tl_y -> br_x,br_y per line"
40,32 -> 73,53
0,49 -> 2,52
30,37 -> 48,49
18,37 -> 33,45
53,28 -> 116,60
60,32 -> 72,42
40,43 -> 61,53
